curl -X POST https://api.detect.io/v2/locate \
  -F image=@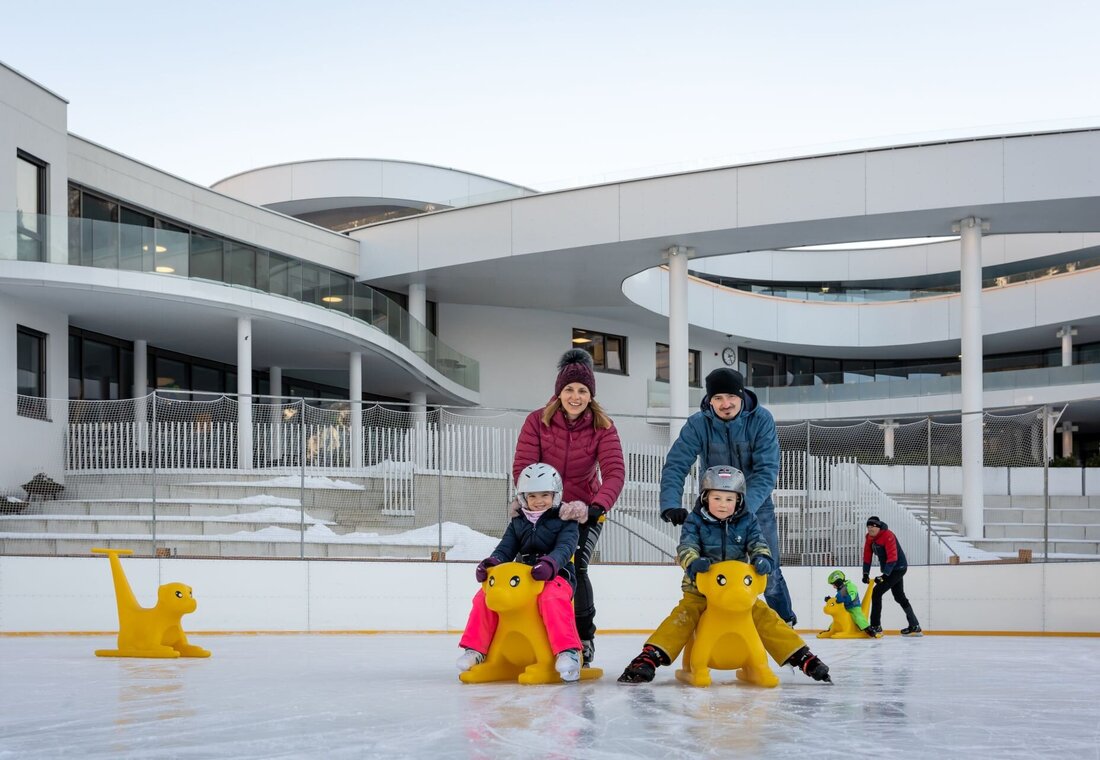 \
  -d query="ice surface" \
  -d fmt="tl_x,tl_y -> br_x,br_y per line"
2,633 -> 1098,759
